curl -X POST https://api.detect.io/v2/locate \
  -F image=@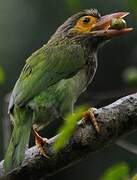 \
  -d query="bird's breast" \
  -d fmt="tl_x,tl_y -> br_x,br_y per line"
68,52 -> 98,103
